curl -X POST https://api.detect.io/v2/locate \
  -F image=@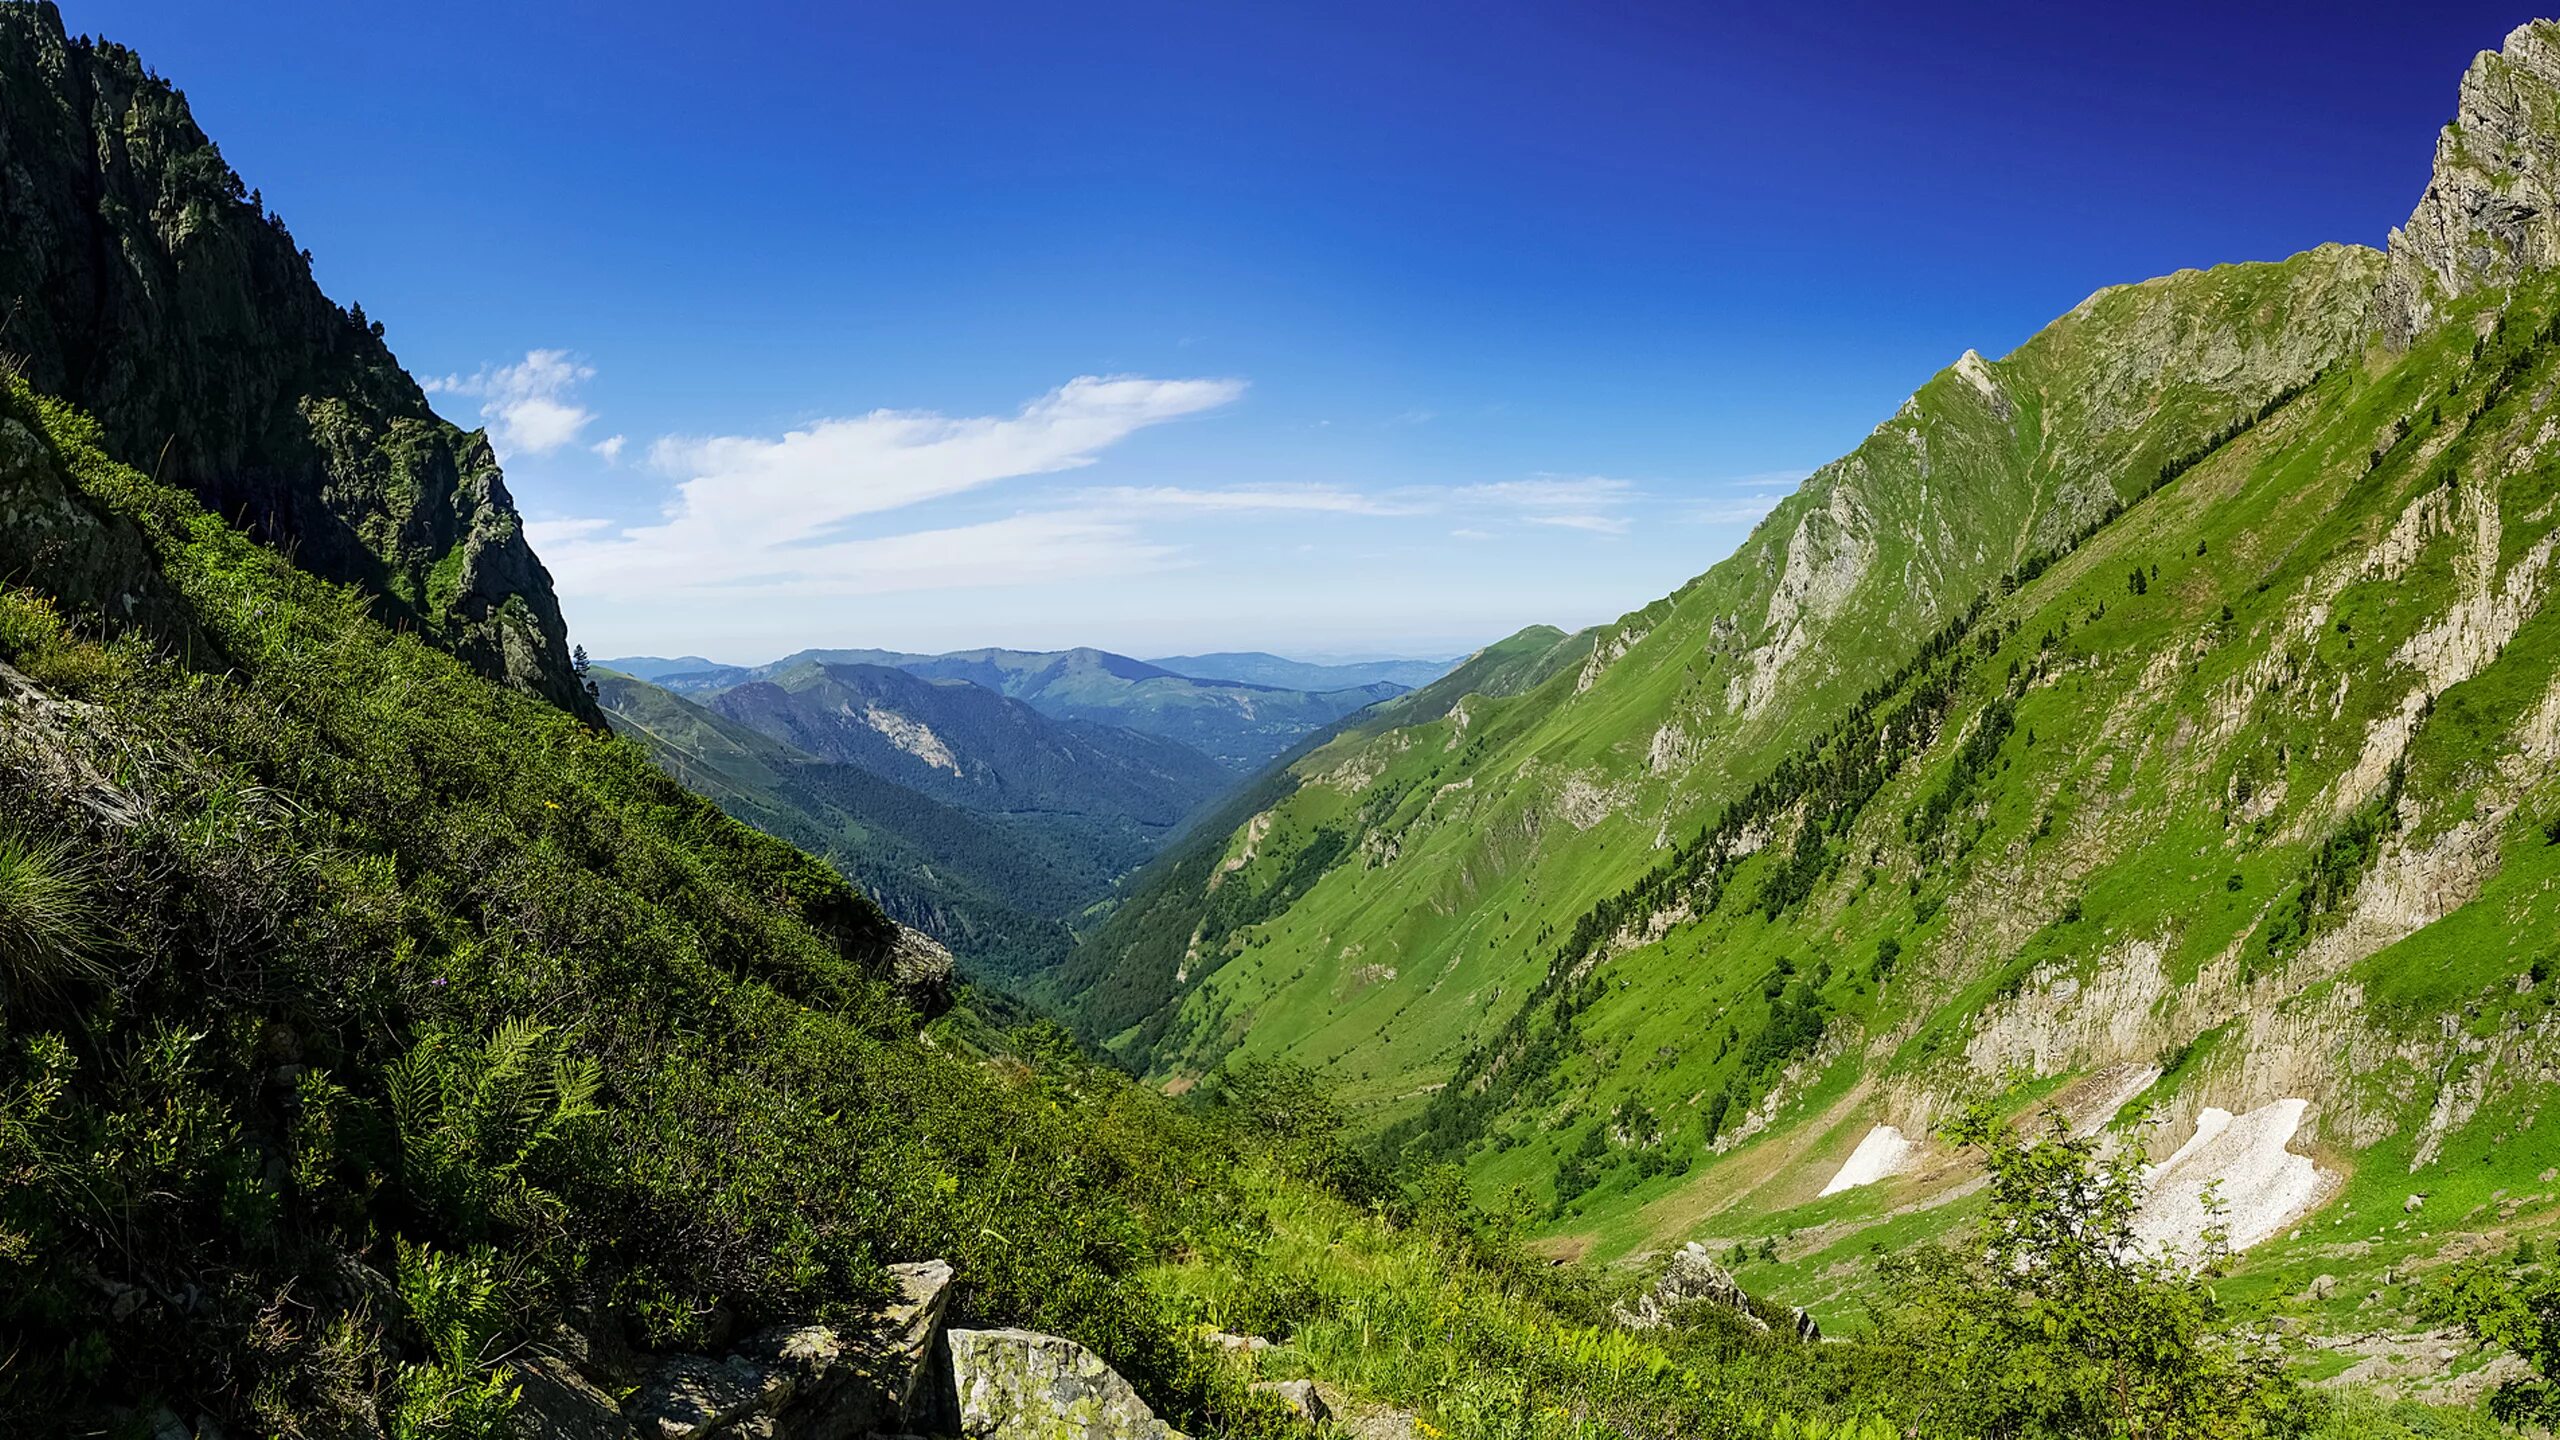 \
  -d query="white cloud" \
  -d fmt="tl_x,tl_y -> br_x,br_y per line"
1082,483 -> 1423,516
1450,527 -> 1493,541
427,348 -> 599,457
591,434 -> 628,463
1455,475 -> 1638,509
538,374 -> 1241,605
523,516 -> 614,548
1526,512 -> 1632,535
